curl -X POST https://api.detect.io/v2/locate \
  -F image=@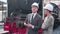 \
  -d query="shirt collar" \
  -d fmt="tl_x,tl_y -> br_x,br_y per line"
32,12 -> 37,15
